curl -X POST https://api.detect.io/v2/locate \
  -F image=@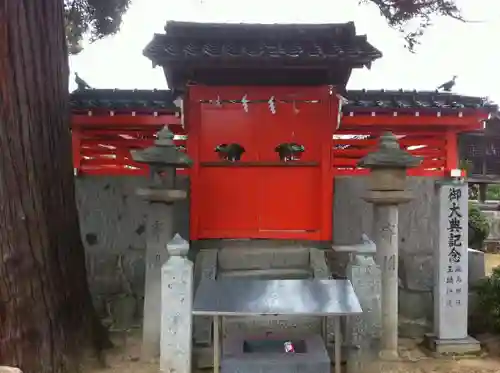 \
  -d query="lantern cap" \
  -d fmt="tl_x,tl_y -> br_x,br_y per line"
131,126 -> 192,167
357,132 -> 422,170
